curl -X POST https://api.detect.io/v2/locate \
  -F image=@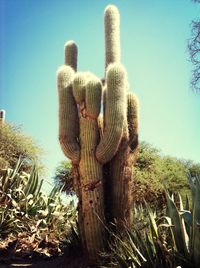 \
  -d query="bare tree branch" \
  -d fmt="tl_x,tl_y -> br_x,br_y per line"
188,20 -> 200,91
